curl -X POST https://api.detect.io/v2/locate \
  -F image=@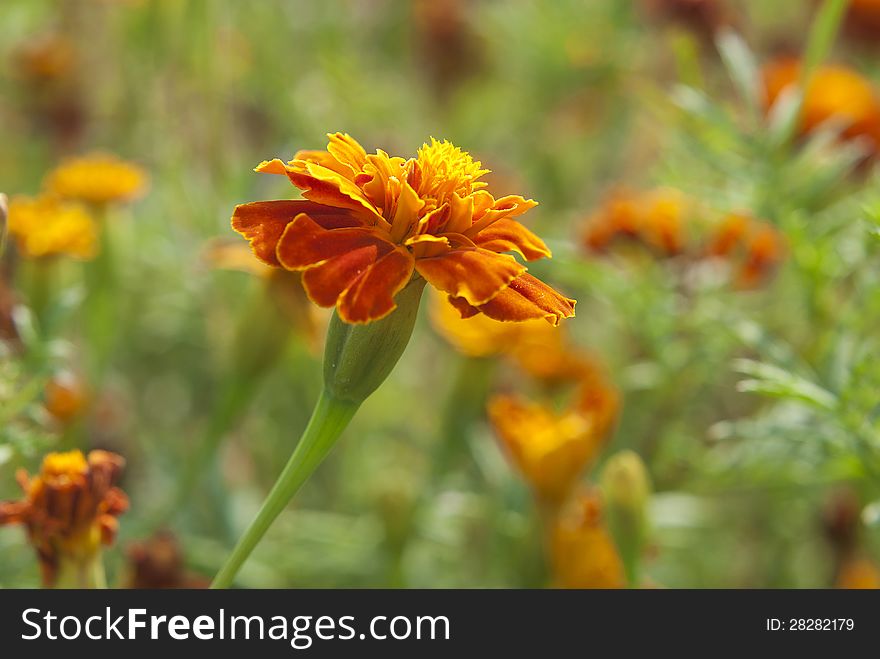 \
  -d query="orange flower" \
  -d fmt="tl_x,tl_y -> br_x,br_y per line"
44,372 -> 89,425
549,490 -> 626,589
0,450 -> 128,587
706,213 -> 785,289
46,152 -> 149,205
762,58 -> 880,155
13,33 -> 77,82
7,194 -> 97,259
488,375 -> 619,504
836,557 -> 880,589
431,293 -> 591,383
232,133 -> 575,325
582,188 -> 688,257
